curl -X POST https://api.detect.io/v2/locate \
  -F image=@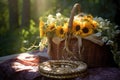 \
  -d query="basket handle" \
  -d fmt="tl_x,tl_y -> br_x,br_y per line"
68,3 -> 81,29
